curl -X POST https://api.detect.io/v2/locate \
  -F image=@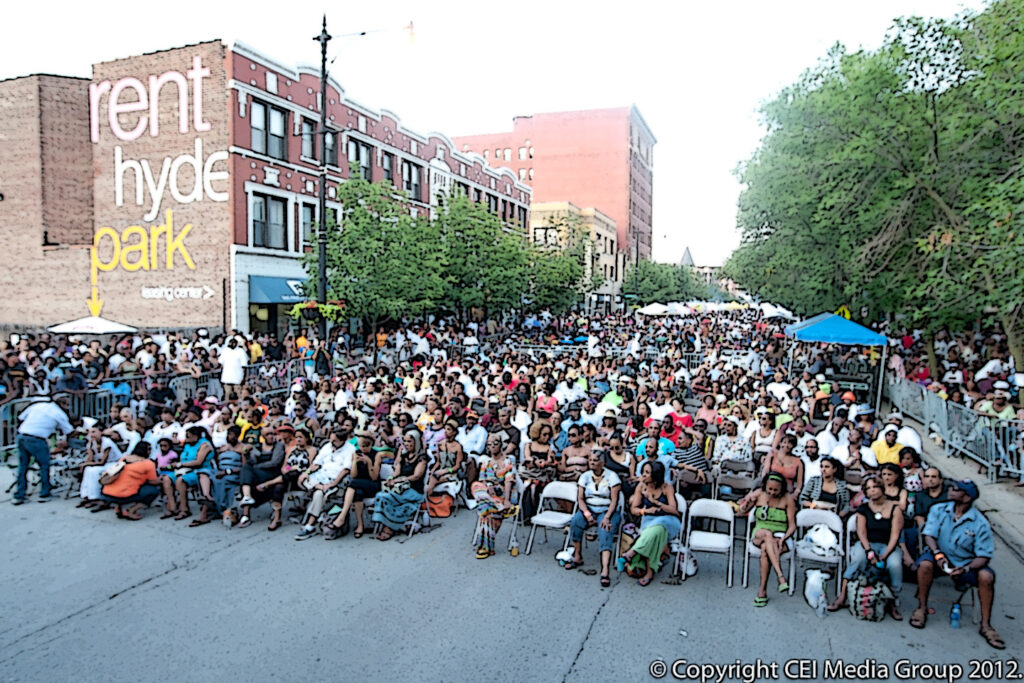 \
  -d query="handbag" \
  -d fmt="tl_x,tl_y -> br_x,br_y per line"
99,460 -> 126,485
